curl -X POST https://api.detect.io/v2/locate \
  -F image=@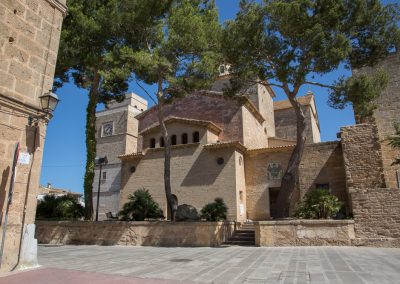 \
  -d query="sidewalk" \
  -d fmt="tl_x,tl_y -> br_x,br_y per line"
0,268 -> 190,284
